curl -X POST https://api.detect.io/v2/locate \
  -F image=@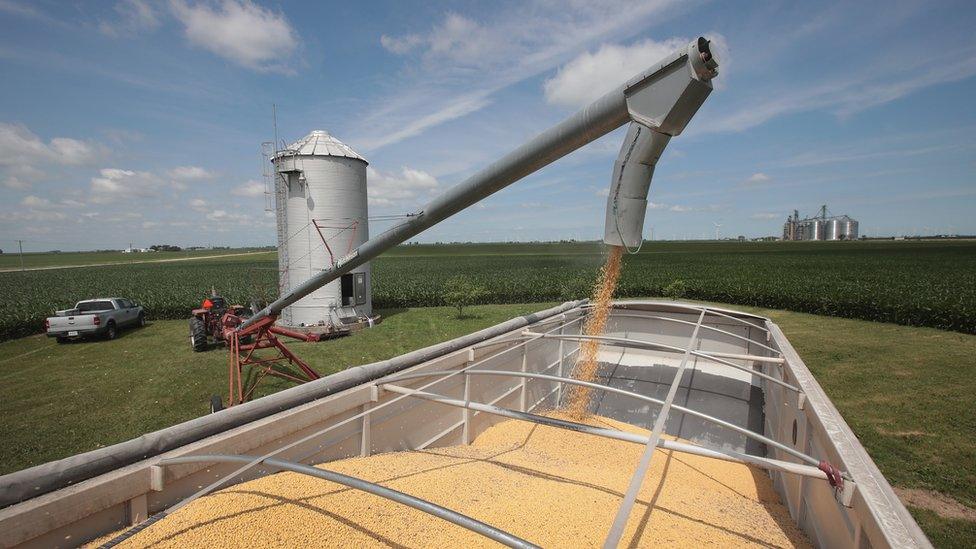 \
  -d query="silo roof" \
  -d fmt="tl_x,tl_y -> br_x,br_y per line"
275,130 -> 366,163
